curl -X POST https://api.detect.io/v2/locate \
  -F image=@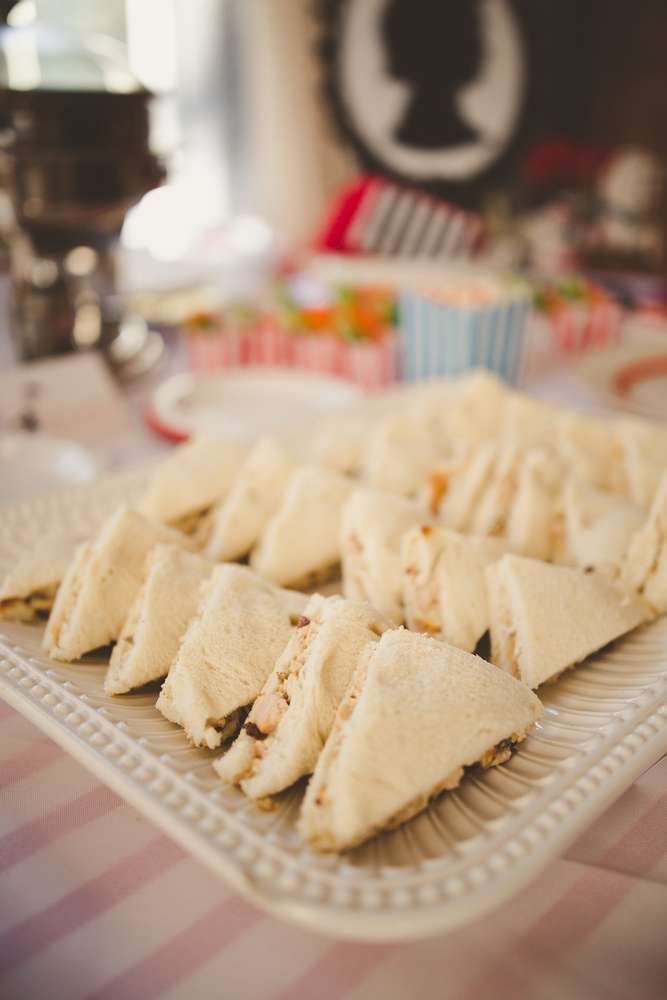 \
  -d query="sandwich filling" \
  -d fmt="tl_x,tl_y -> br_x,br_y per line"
402,526 -> 443,635
0,584 -> 58,622
487,566 -> 521,680
223,614 -> 320,786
